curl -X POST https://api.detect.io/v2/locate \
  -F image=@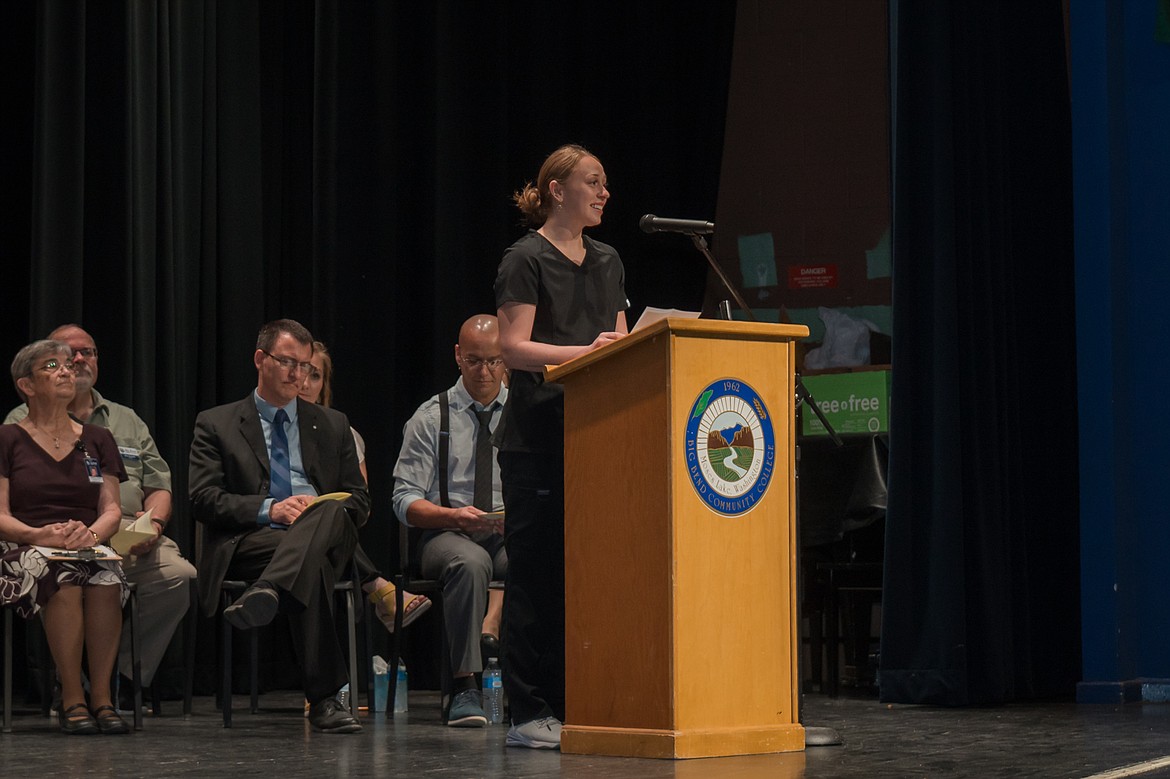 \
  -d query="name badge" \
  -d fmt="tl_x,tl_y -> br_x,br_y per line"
84,457 -> 104,484
118,446 -> 141,462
